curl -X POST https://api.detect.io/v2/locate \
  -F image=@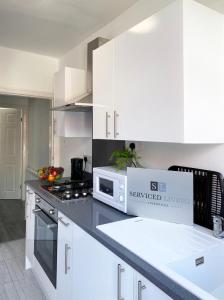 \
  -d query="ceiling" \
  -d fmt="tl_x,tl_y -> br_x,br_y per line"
0,0 -> 223,58
197,0 -> 224,12
0,0 -> 138,57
